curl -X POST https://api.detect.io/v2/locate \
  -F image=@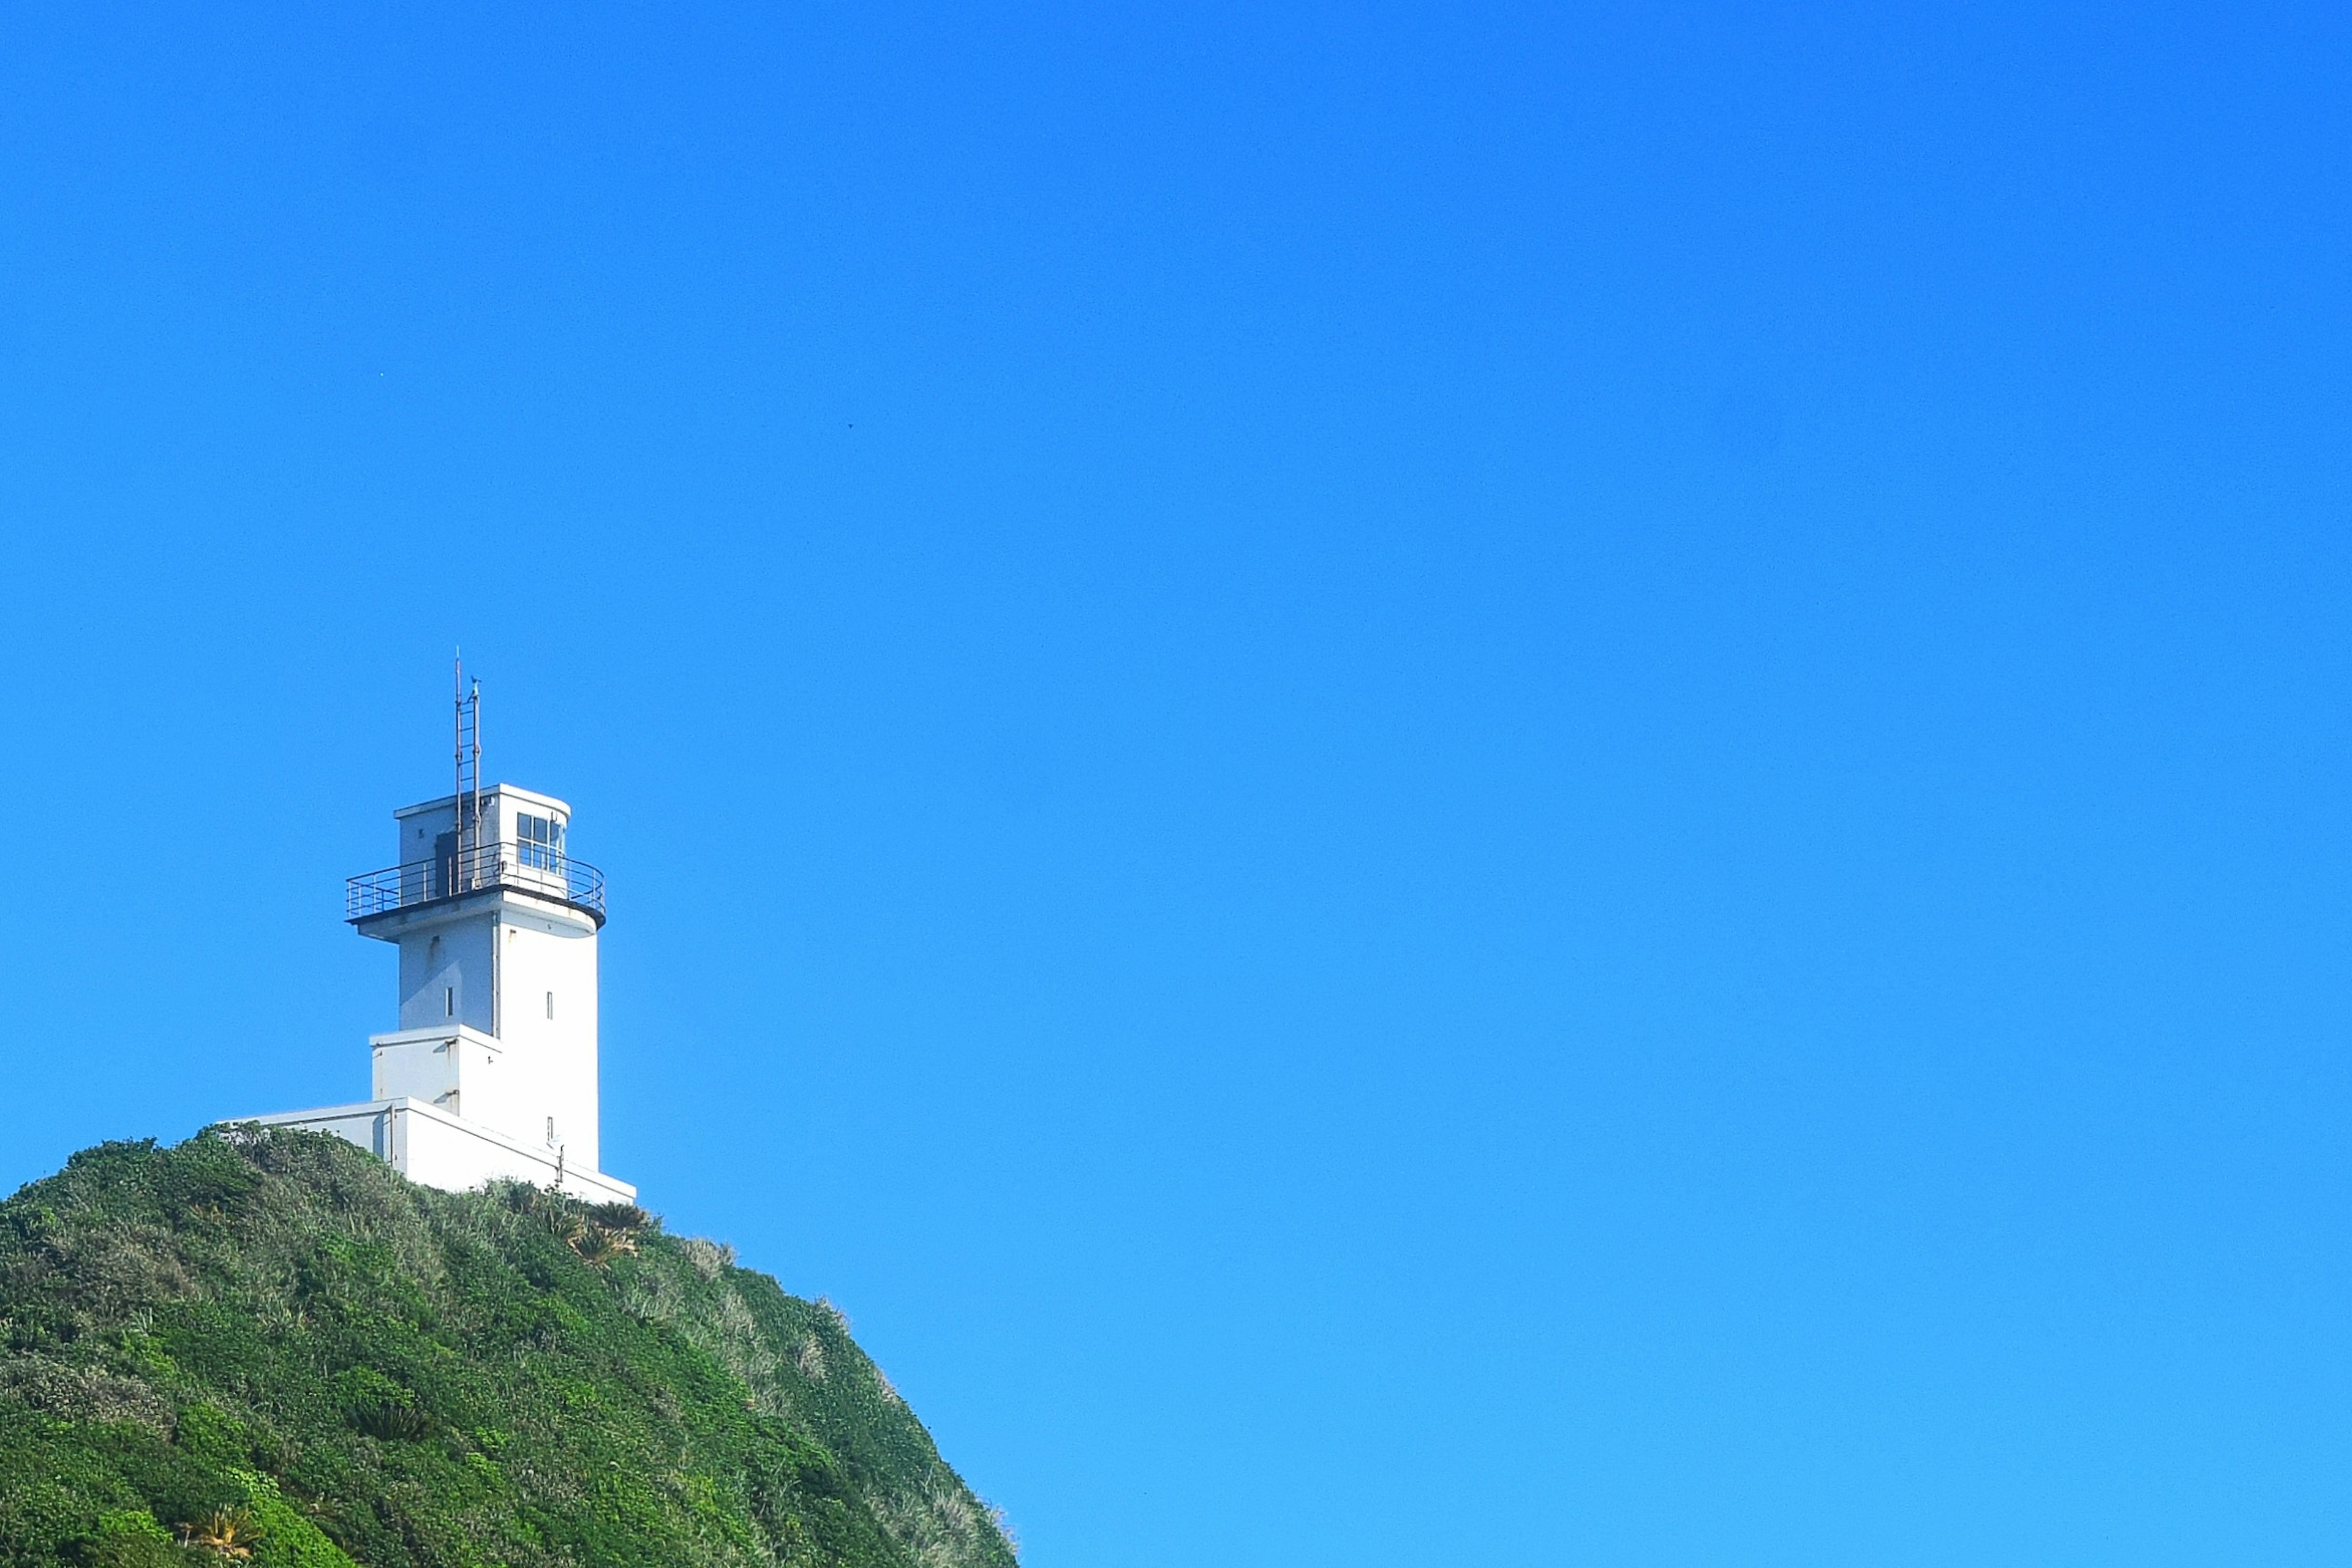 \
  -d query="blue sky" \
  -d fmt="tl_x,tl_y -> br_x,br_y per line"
4,2 -> 2351,1562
